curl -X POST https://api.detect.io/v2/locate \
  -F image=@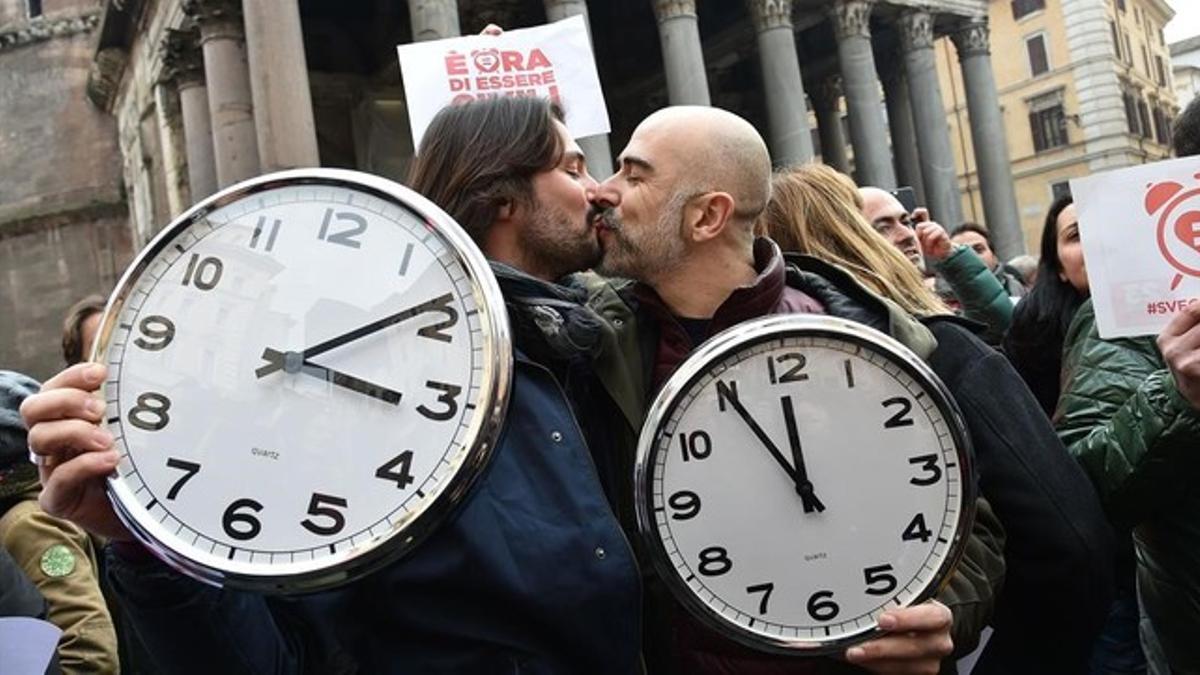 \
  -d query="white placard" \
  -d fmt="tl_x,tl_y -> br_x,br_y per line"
1071,155 -> 1200,338
397,16 -> 610,149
